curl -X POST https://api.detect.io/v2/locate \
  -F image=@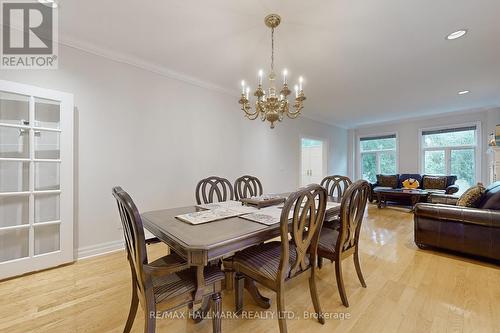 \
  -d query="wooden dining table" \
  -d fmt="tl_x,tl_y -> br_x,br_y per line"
141,196 -> 341,312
